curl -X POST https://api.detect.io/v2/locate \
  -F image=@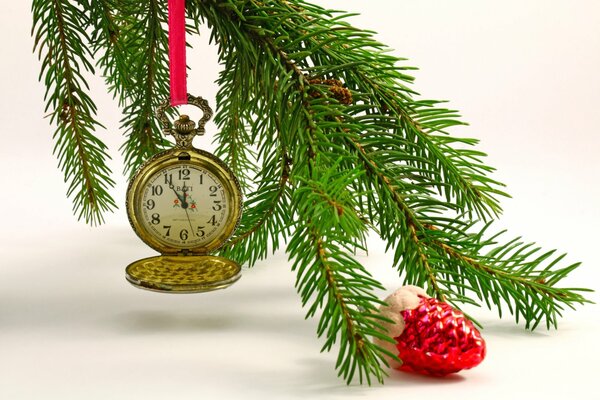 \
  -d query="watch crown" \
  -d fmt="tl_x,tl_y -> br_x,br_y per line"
174,114 -> 196,134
